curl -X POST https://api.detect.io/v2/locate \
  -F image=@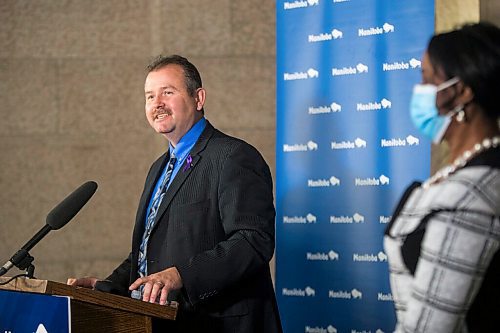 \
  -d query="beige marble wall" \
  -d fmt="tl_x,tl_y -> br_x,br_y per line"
480,0 -> 500,26
436,0 -> 479,33
0,0 -> 276,282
